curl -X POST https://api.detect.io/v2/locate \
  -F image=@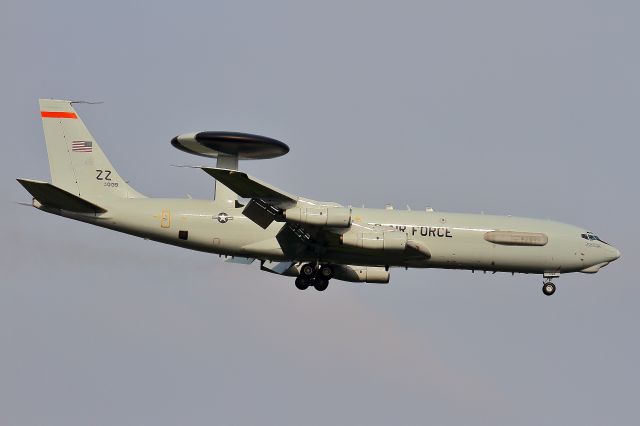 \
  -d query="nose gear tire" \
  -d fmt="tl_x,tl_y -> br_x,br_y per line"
542,282 -> 556,296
